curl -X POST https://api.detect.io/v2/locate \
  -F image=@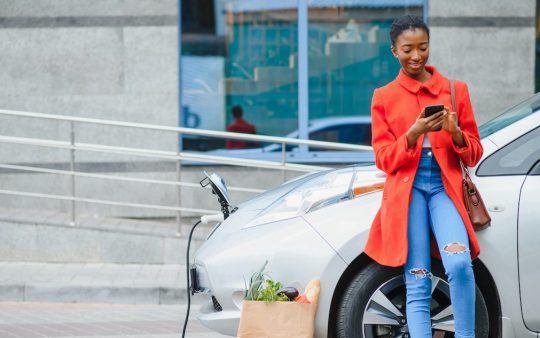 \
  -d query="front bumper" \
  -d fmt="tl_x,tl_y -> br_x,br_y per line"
191,216 -> 347,337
